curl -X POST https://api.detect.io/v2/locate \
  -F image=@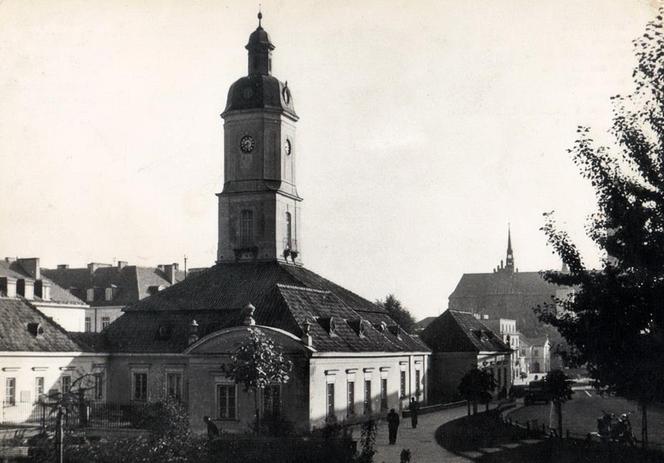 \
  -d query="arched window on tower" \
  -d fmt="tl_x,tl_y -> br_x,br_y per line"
240,210 -> 254,246
285,212 -> 292,249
